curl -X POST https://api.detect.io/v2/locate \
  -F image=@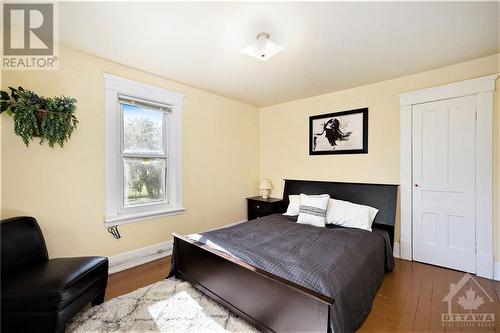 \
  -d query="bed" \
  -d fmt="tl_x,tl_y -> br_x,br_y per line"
169,179 -> 398,333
